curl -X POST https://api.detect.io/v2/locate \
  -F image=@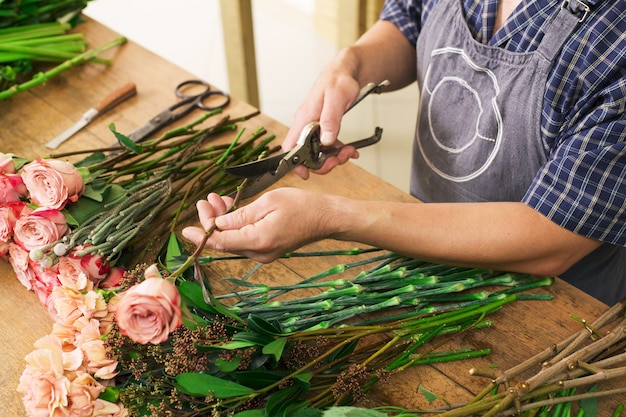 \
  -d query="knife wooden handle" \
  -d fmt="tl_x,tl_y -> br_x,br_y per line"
94,82 -> 137,113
